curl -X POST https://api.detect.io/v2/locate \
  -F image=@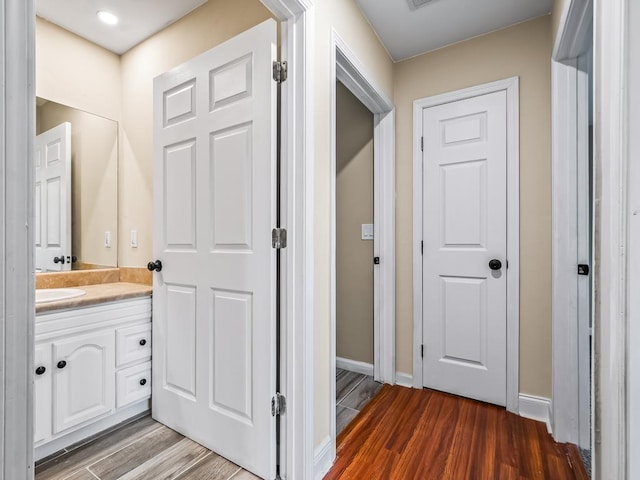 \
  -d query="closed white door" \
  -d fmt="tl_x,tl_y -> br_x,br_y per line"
52,330 -> 115,434
152,20 -> 277,480
422,91 -> 507,406
35,122 -> 72,272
